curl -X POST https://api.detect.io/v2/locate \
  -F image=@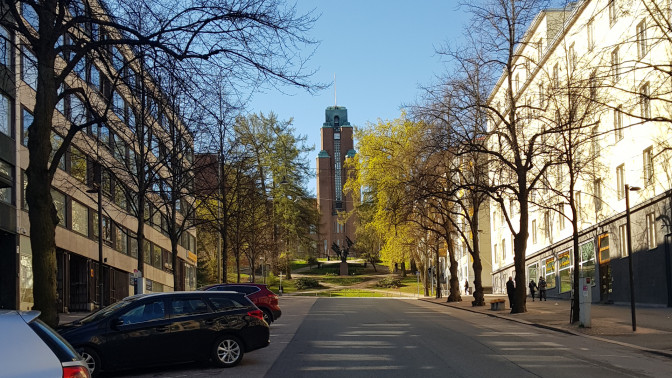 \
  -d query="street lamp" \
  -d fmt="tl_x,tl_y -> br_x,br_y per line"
86,183 -> 104,309
625,184 -> 641,332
